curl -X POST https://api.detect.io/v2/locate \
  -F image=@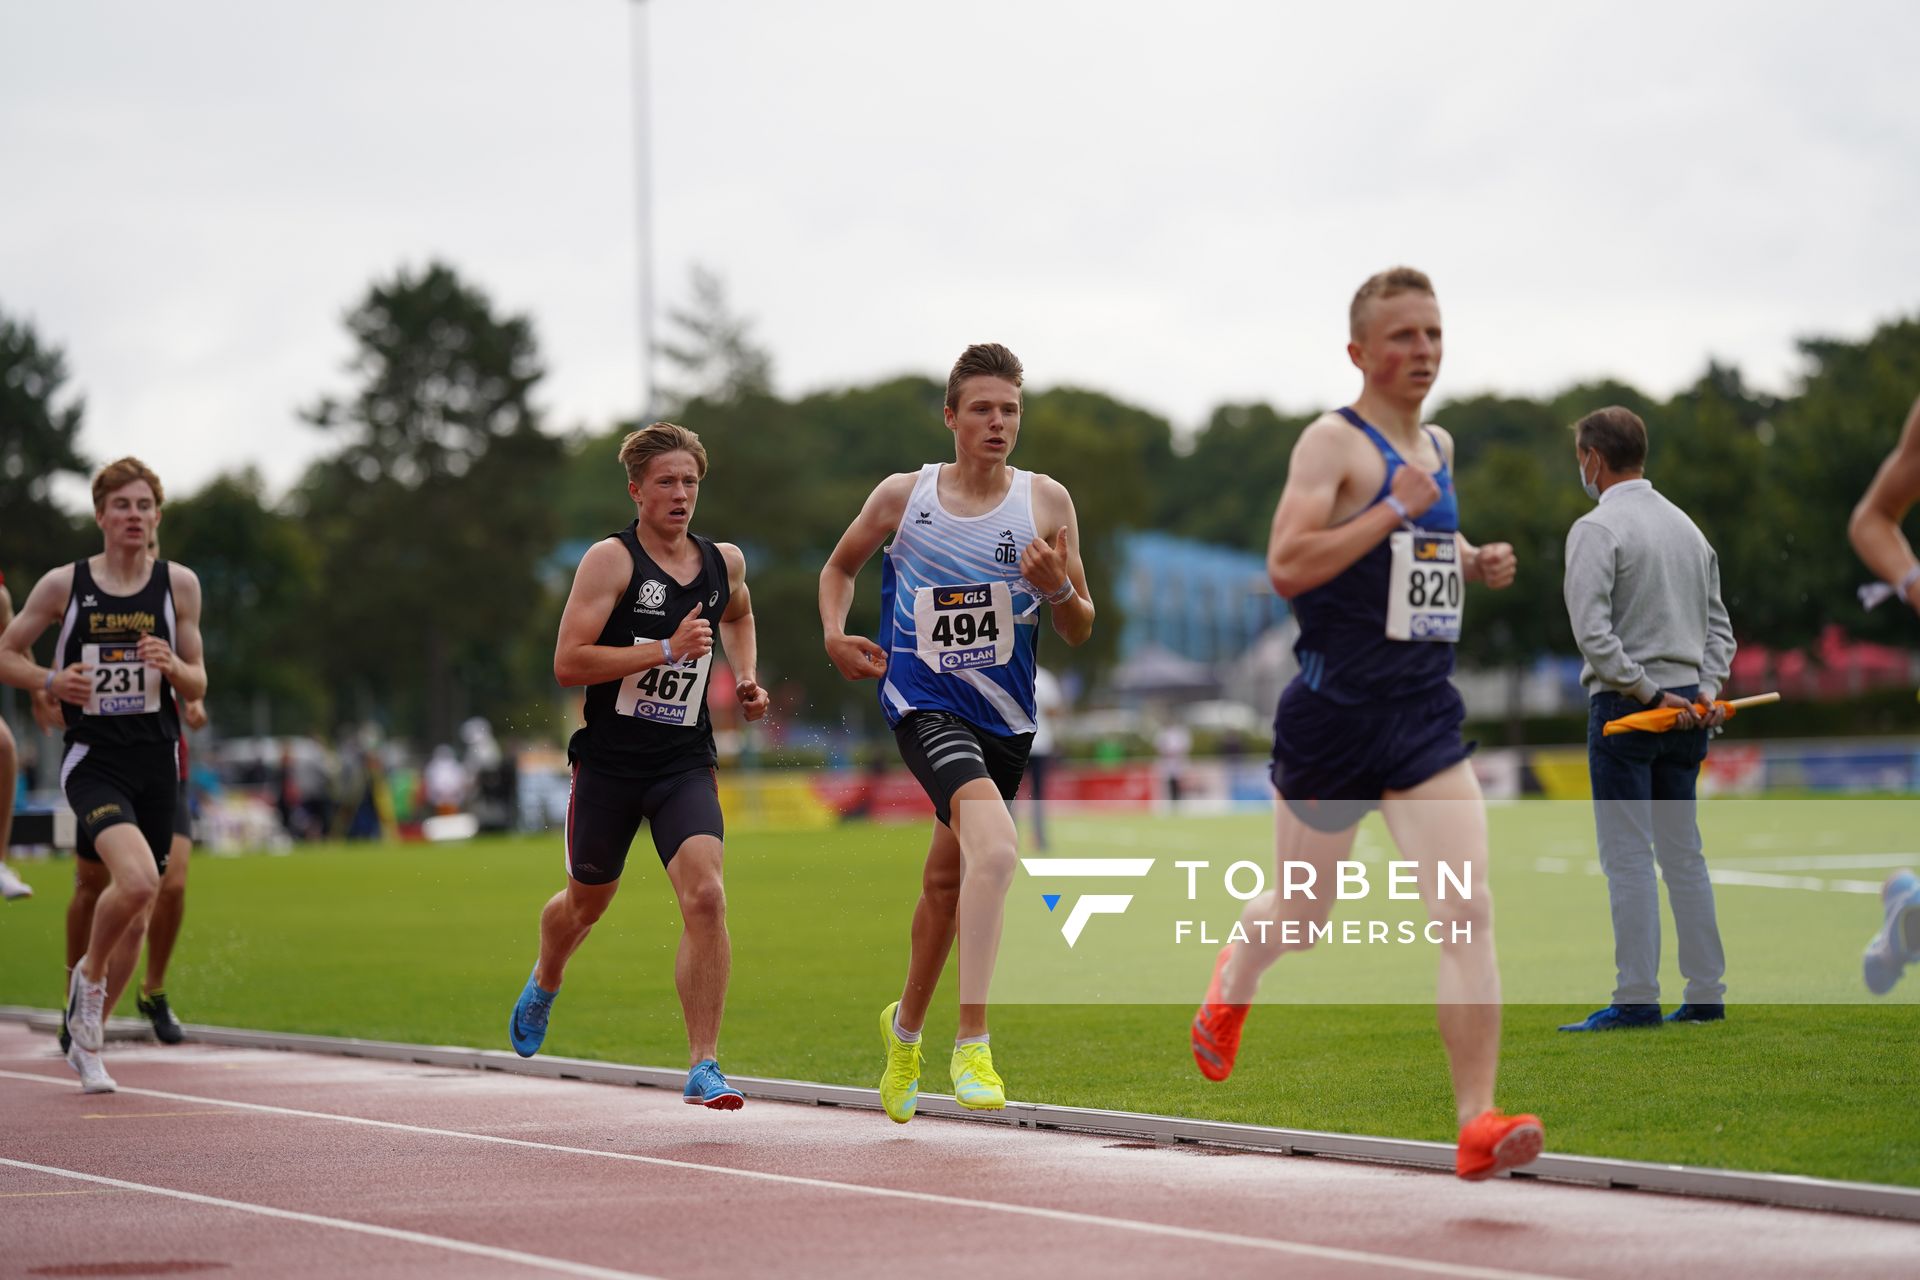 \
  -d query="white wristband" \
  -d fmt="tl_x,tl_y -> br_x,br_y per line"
1044,579 -> 1077,606
1901,564 -> 1920,608
43,669 -> 56,693
661,637 -> 674,665
1383,495 -> 1410,522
